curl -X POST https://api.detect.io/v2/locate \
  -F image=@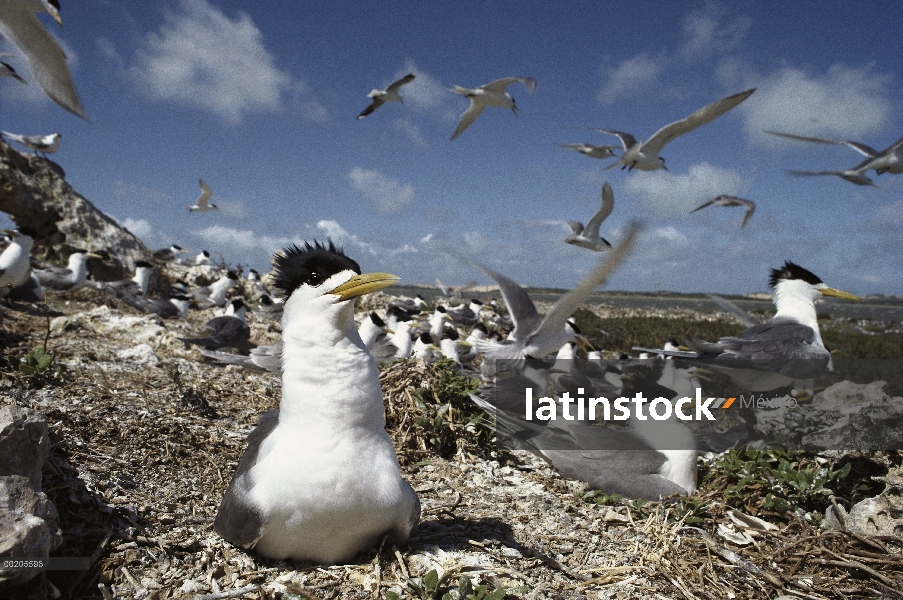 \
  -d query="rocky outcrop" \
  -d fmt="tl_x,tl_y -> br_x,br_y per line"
0,139 -> 152,280
823,465 -> 903,537
0,406 -> 62,590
